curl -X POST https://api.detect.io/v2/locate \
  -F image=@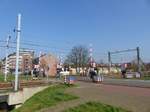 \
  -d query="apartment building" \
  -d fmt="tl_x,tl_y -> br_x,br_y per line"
2,50 -> 34,74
